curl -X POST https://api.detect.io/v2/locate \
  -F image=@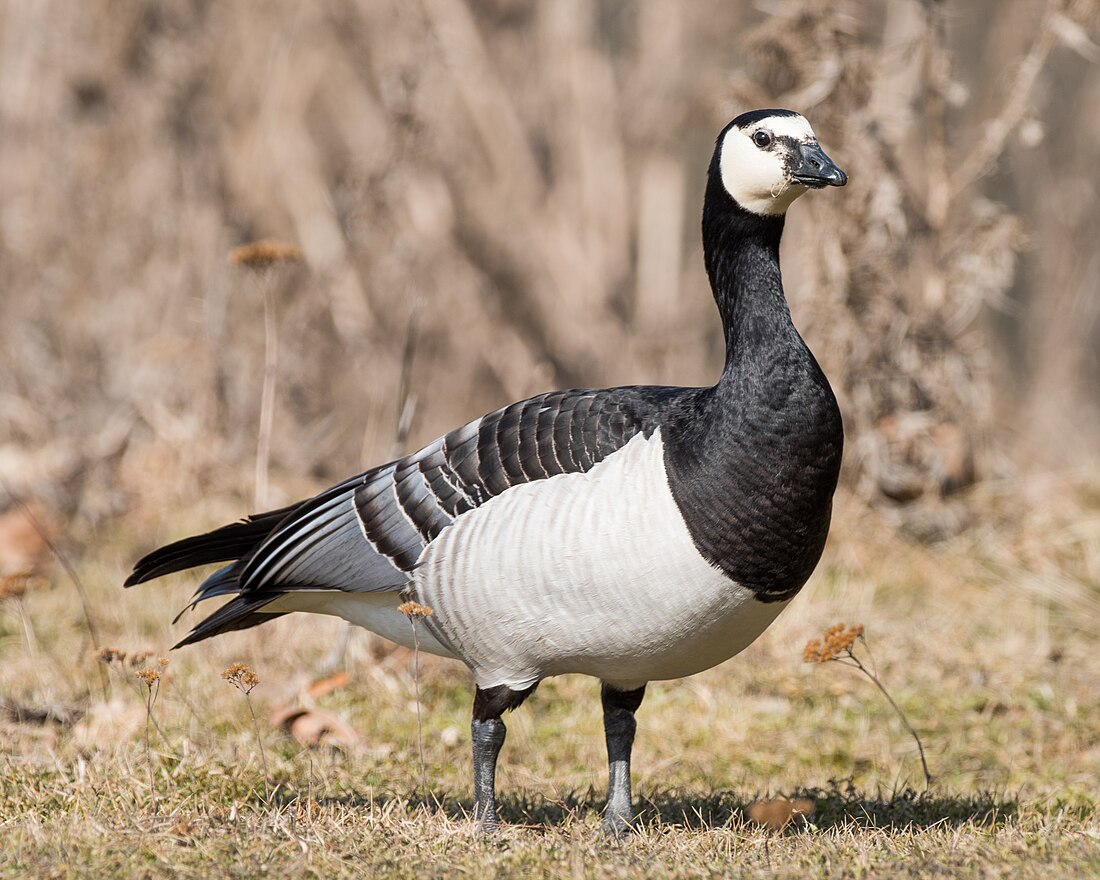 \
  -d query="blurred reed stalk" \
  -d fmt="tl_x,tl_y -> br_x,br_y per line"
392,298 -> 423,458
228,241 -> 304,511
0,575 -> 39,661
257,275 -> 278,510
319,299 -> 423,676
